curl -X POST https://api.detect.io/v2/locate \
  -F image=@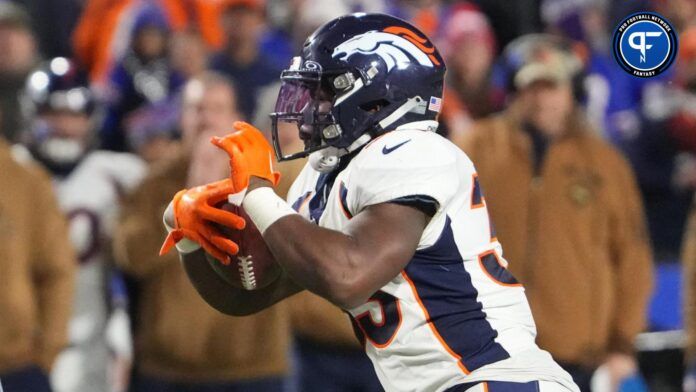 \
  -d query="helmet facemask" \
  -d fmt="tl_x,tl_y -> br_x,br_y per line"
271,64 -> 397,166
270,64 -> 354,162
